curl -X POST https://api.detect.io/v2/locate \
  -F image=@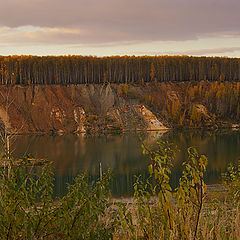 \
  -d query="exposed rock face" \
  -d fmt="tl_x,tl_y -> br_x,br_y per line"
232,124 -> 240,130
0,84 -> 167,134
73,107 -> 86,133
0,81 -> 238,134
134,104 -> 167,131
